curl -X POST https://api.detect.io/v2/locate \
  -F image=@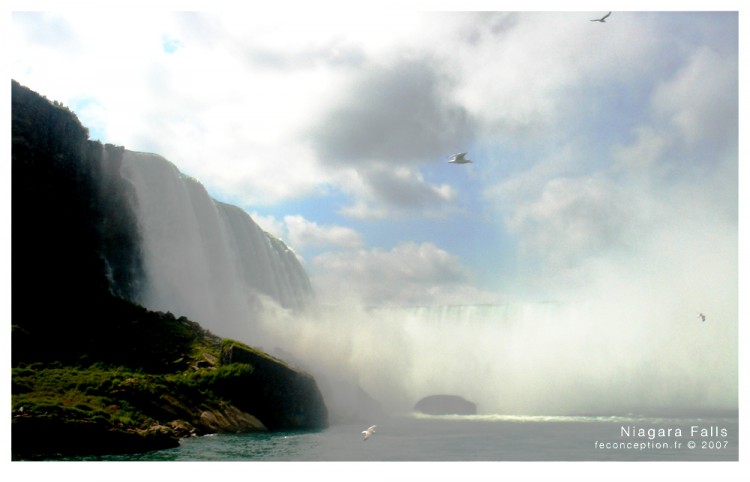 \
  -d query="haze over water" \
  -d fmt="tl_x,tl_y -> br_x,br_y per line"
250,300 -> 736,420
